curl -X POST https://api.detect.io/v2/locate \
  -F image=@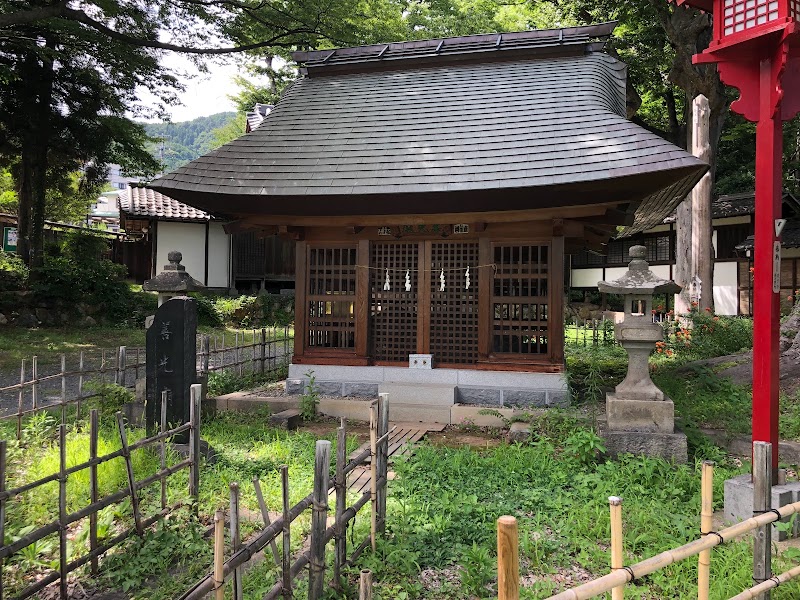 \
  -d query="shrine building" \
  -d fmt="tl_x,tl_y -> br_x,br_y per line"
151,23 -> 707,410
